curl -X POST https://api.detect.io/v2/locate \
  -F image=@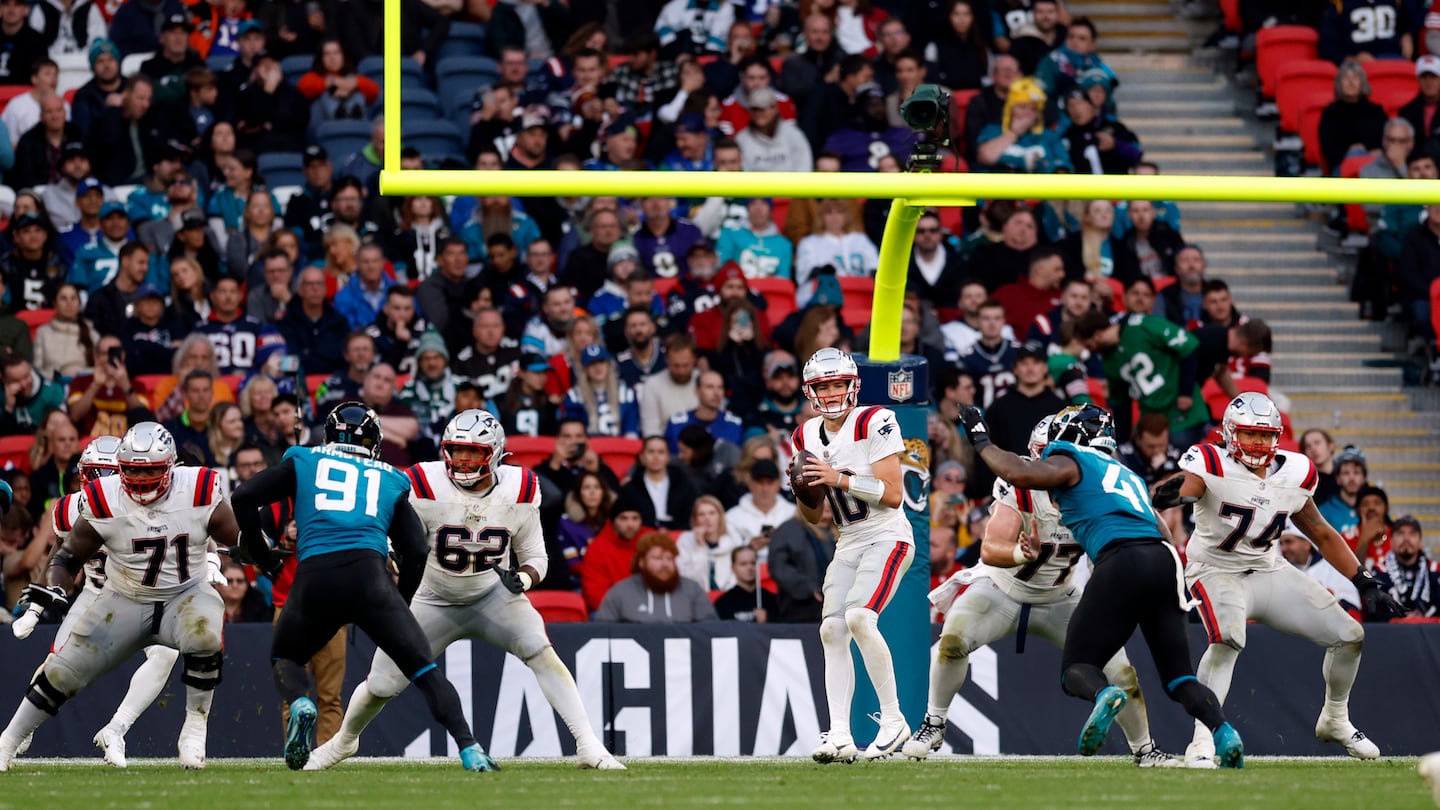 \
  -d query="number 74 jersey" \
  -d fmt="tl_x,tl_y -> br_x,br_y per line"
1180,443 -> 1319,574
405,462 -> 547,605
